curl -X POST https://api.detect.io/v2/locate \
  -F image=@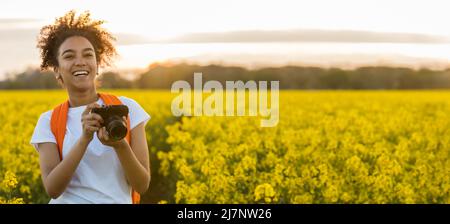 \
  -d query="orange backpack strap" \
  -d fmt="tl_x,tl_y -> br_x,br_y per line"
50,101 -> 70,161
50,93 -> 140,204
